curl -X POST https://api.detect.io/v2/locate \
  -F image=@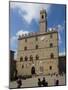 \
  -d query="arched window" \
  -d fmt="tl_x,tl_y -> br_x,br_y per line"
24,46 -> 27,50
22,65 -> 24,69
41,15 -> 44,19
36,45 -> 38,49
30,55 -> 33,61
25,56 -> 28,61
20,57 -> 23,62
36,55 -> 39,60
51,53 -> 54,59
31,66 -> 35,75
50,43 -> 53,47
49,66 -> 52,70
